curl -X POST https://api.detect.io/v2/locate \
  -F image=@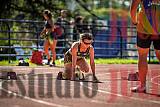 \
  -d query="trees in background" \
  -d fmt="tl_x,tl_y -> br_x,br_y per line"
0,0 -> 66,20
0,0 -> 131,20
